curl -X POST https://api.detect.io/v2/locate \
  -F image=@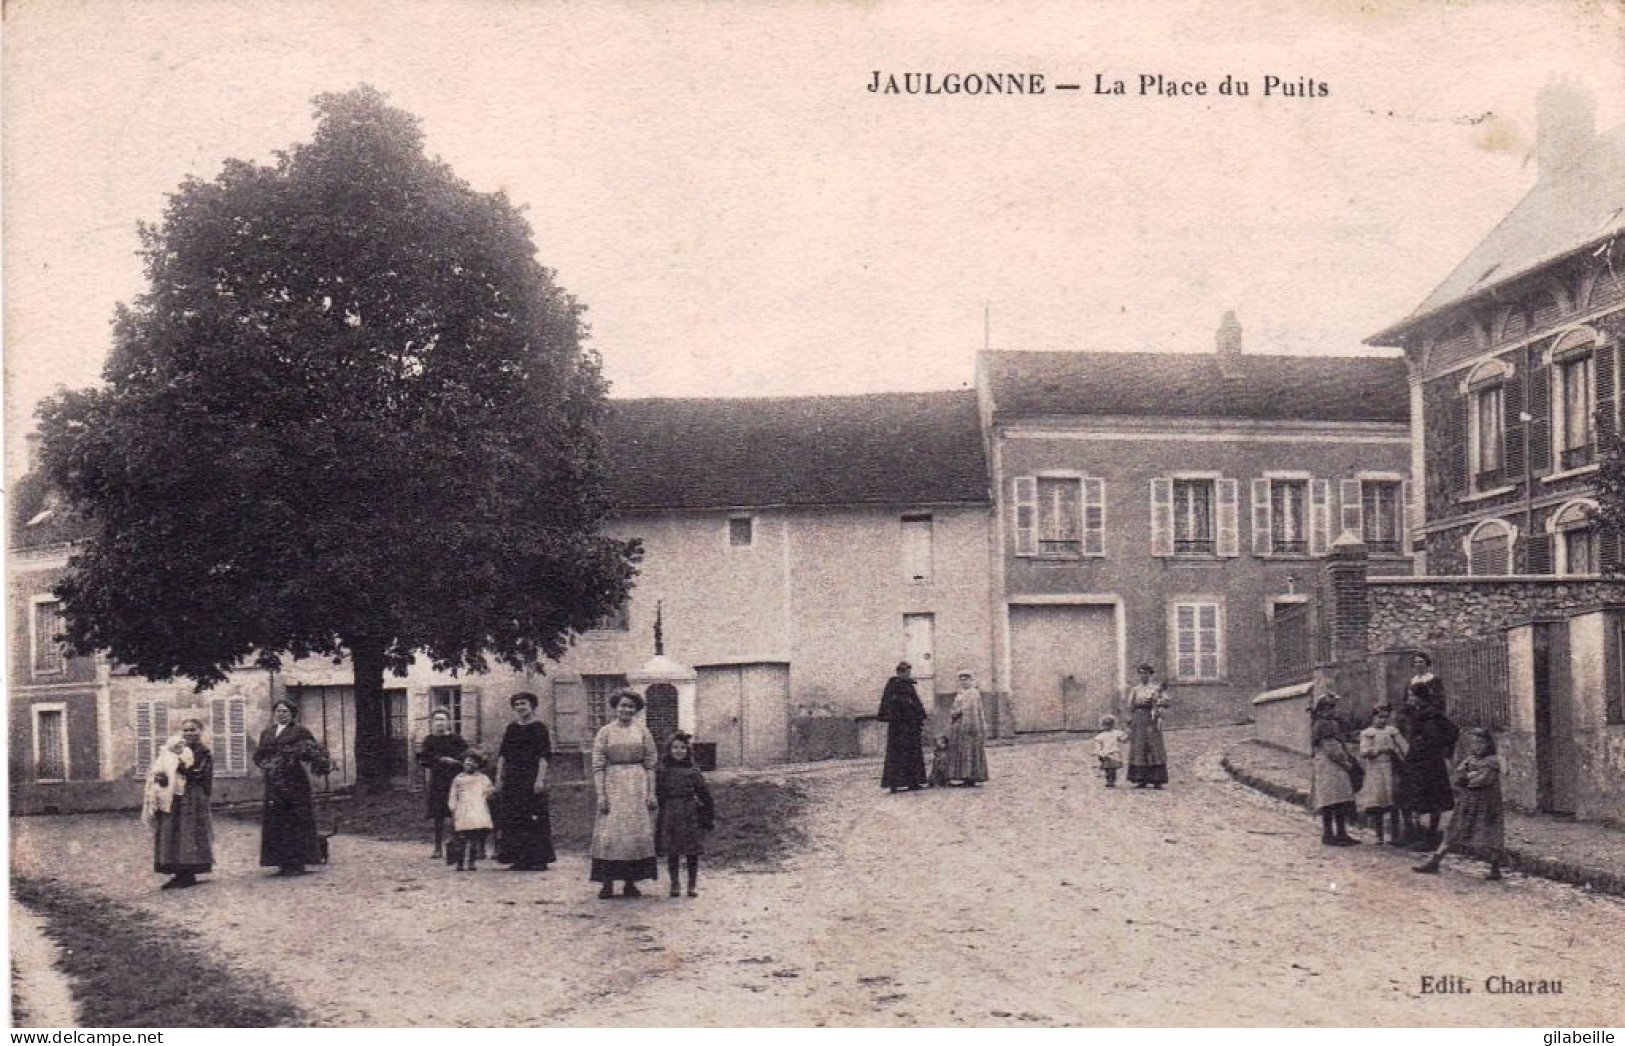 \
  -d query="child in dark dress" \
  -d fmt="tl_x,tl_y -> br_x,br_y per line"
928,735 -> 951,788
655,732 -> 715,898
